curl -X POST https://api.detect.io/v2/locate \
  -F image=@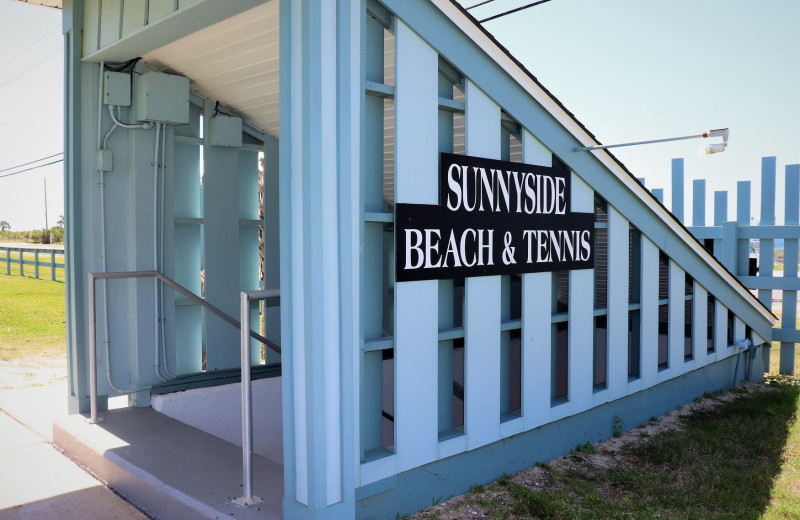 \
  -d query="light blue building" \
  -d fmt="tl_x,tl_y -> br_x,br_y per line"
19,0 -> 775,518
